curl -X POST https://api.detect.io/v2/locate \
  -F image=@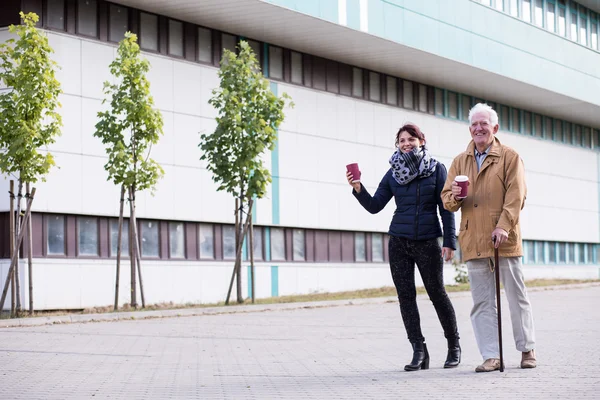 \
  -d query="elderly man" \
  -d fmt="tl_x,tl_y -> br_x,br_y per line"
441,103 -> 536,372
